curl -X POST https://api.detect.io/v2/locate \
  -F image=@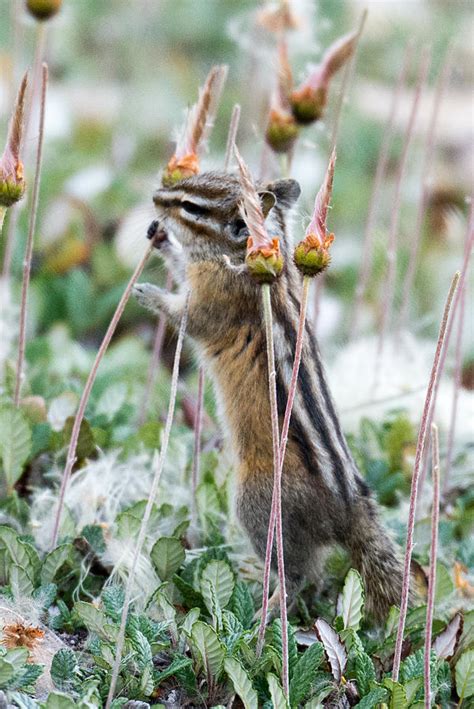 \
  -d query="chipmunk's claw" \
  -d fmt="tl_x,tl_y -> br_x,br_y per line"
133,282 -> 165,312
147,219 -> 168,248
